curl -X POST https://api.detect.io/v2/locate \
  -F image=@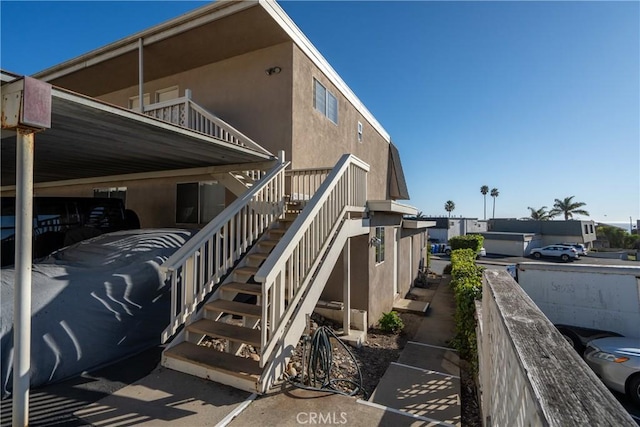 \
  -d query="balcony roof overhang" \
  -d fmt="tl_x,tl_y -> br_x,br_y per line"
1,83 -> 273,189
30,0 -> 391,143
